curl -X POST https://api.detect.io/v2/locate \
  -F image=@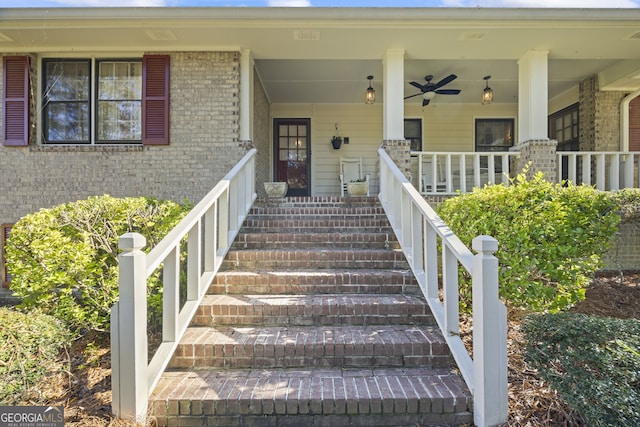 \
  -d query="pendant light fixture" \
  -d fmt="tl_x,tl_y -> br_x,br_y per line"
365,75 -> 376,104
482,75 -> 493,105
